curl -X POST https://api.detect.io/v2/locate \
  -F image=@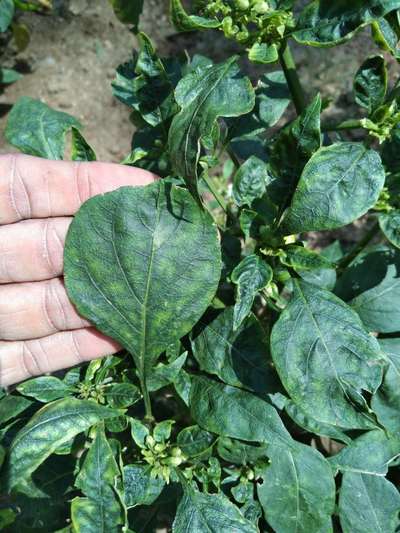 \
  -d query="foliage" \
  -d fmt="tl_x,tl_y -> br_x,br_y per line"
2,0 -> 400,531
